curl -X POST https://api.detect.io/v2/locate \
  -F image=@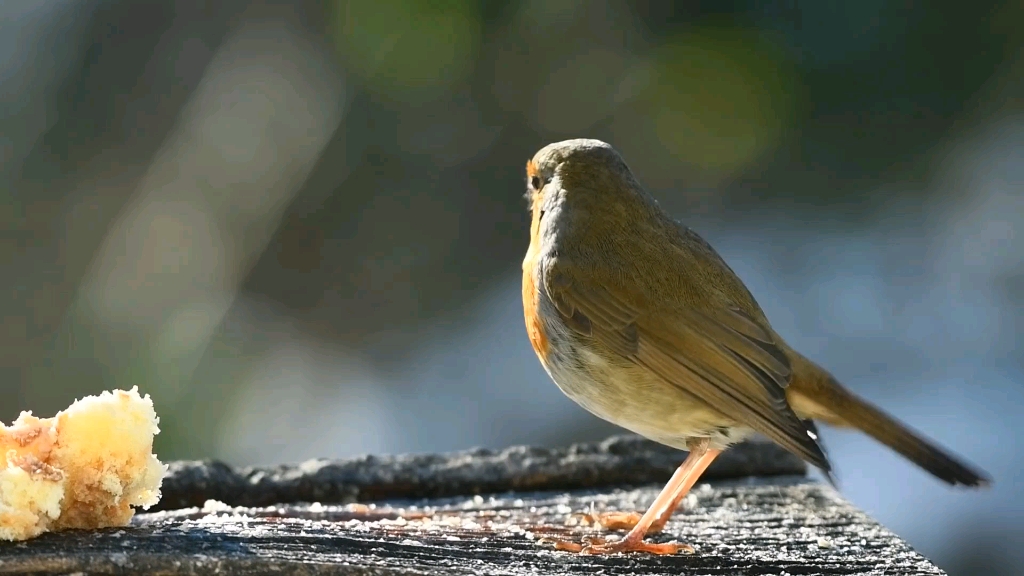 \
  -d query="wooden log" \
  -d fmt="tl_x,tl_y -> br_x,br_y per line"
0,435 -> 945,575
155,434 -> 808,510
